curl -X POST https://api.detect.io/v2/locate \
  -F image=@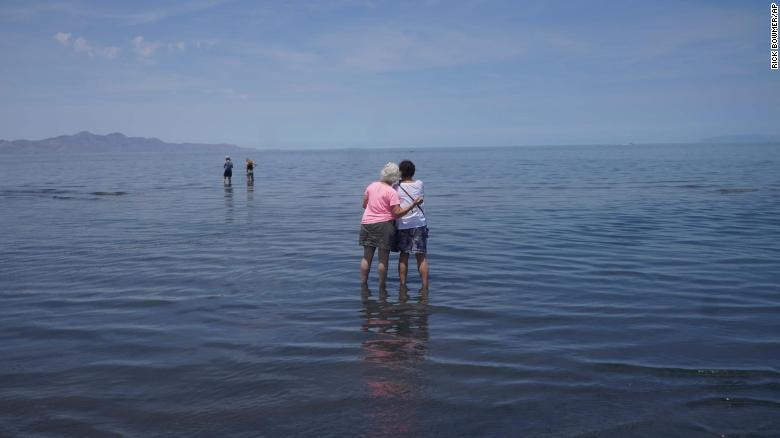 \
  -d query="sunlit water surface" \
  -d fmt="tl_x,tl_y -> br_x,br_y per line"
1,144 -> 779,436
